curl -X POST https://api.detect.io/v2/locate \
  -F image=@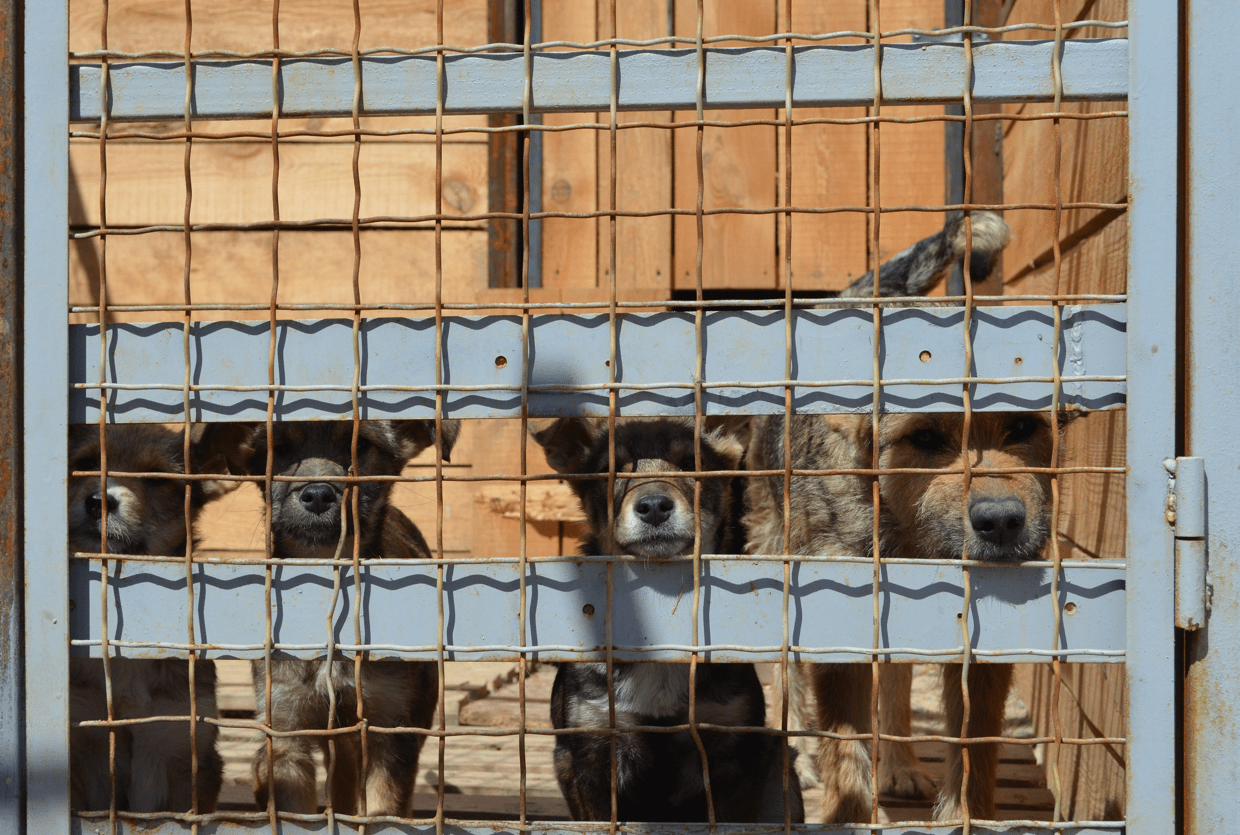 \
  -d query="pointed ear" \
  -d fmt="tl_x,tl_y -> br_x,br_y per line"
190,422 -> 259,503
1056,409 -> 1085,433
702,416 -> 751,468
191,422 -> 259,477
394,419 -> 461,463
529,417 -> 602,475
